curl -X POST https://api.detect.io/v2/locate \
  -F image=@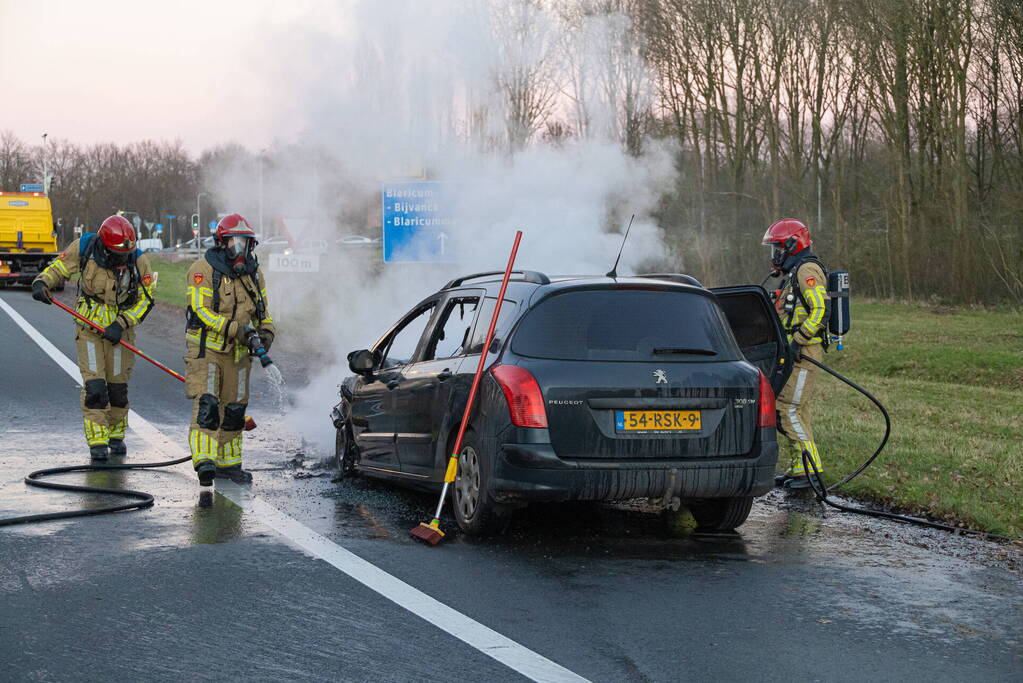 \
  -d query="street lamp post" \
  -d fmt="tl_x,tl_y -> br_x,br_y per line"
41,133 -> 49,193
